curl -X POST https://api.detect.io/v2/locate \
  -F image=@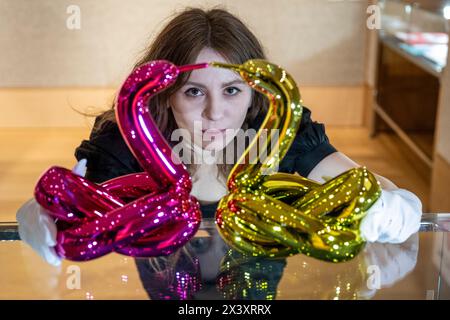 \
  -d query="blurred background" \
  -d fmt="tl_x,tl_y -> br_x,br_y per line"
0,0 -> 449,222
